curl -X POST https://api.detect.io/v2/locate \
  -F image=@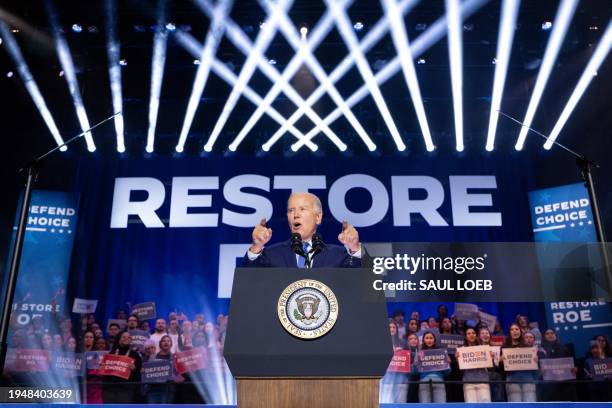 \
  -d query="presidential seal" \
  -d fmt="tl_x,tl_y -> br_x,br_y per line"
277,279 -> 338,340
